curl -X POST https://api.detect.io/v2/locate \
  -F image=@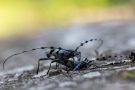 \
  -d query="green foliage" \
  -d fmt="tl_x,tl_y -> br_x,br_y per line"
0,0 -> 132,7
71,0 -> 108,7
0,0 -> 133,37
108,0 -> 131,6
